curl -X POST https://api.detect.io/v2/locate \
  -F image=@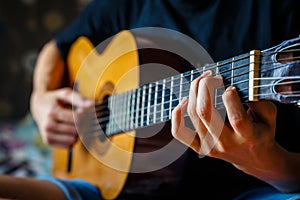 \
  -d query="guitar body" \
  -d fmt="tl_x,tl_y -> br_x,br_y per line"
51,29 -> 197,199
52,31 -> 139,199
